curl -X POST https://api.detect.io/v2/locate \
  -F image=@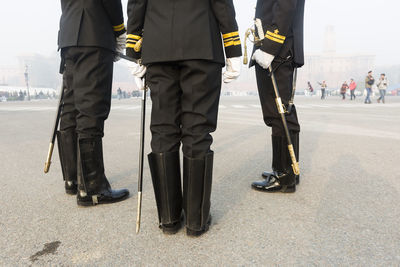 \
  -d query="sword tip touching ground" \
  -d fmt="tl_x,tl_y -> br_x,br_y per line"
136,192 -> 142,234
44,162 -> 51,173
44,143 -> 54,173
